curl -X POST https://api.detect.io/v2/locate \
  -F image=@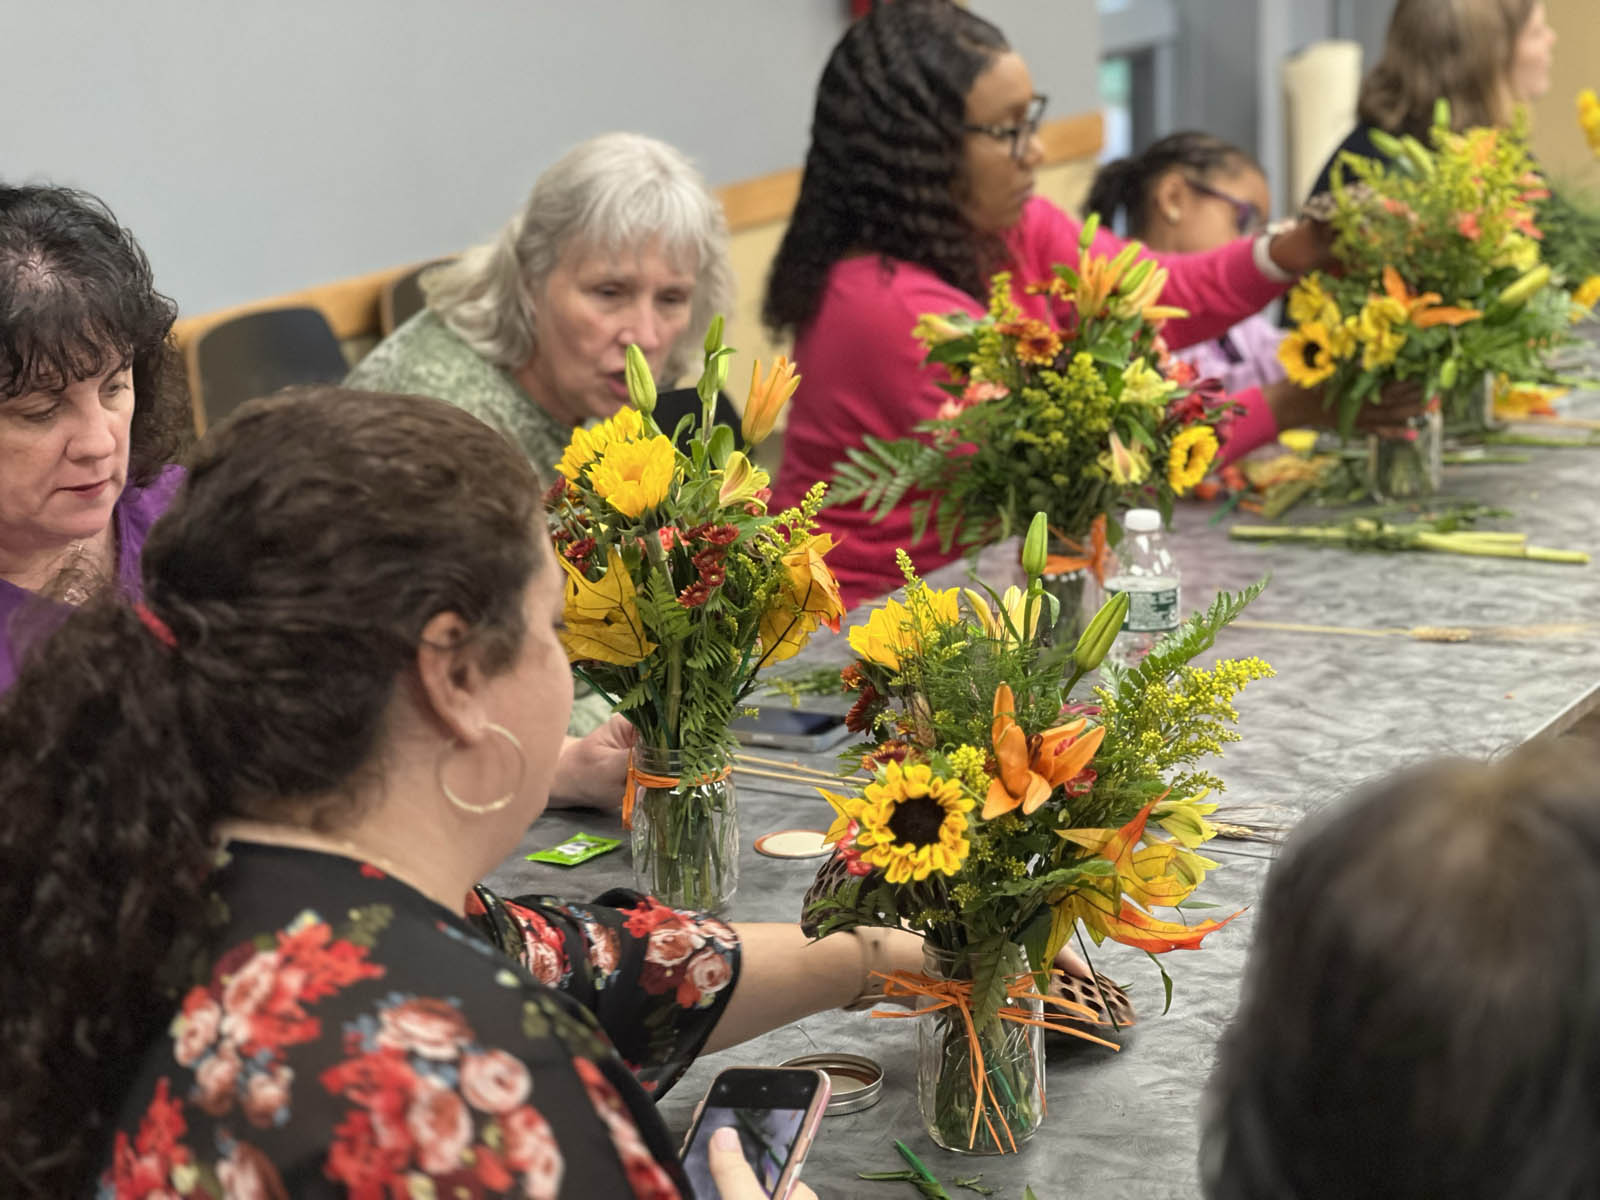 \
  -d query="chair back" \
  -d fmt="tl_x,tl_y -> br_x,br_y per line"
190,306 -> 348,431
379,258 -> 450,336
